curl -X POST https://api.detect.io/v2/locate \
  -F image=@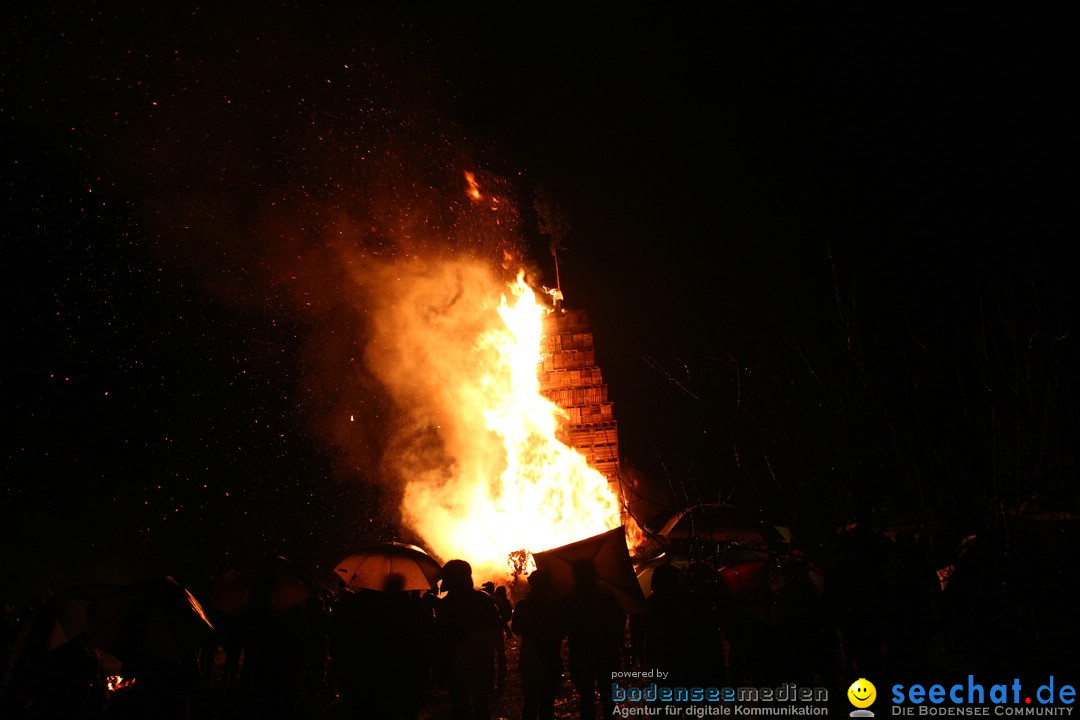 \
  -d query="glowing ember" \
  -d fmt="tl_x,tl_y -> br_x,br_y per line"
366,258 -> 624,582
106,675 -> 136,693
464,170 -> 483,200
